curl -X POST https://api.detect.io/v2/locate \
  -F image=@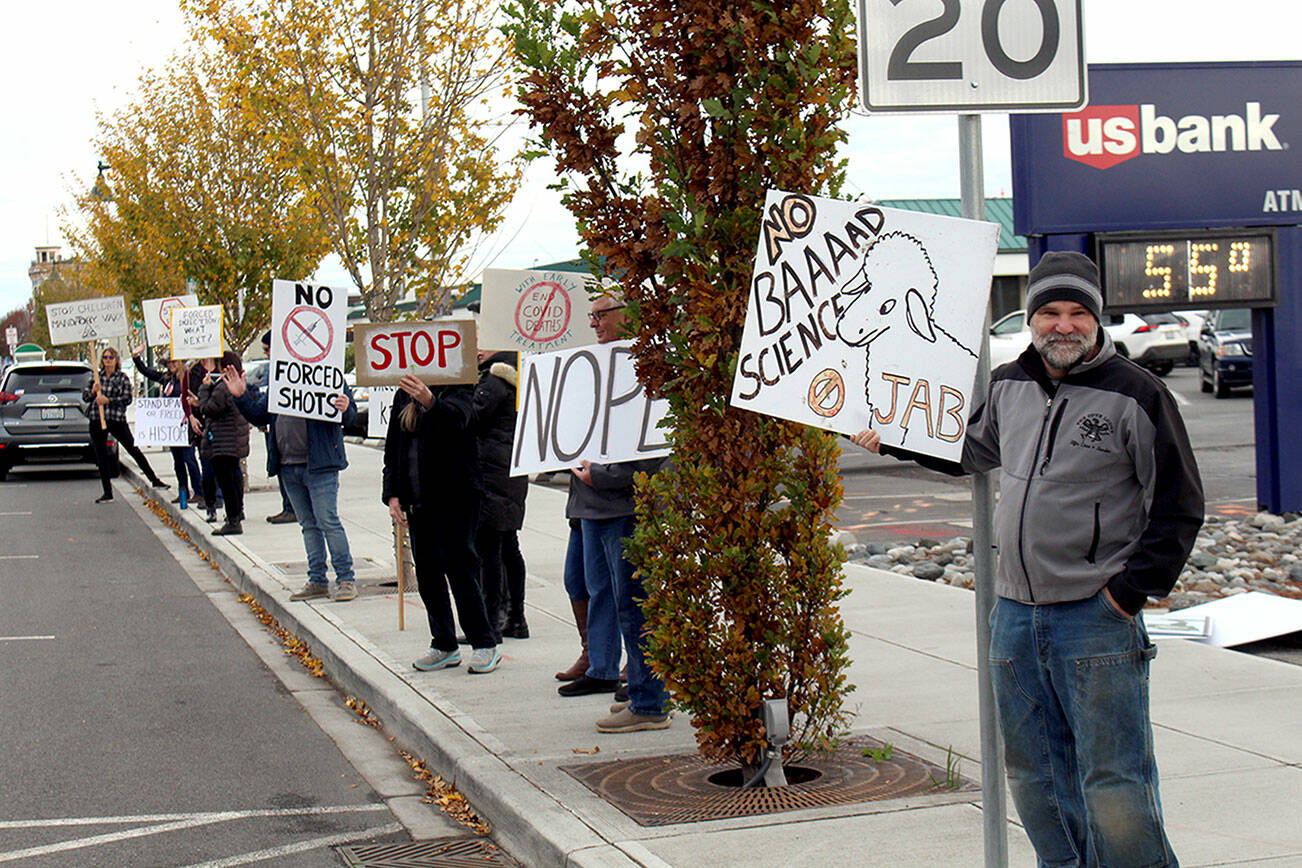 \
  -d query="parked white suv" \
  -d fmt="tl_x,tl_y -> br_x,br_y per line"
987,310 -> 1188,376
